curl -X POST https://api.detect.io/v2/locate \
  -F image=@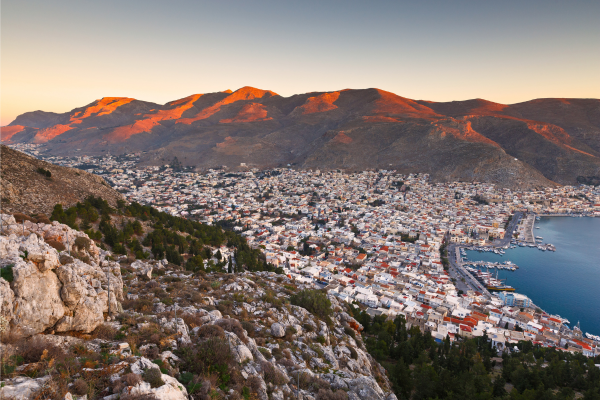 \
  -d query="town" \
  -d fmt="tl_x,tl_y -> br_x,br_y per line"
12,144 -> 600,358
